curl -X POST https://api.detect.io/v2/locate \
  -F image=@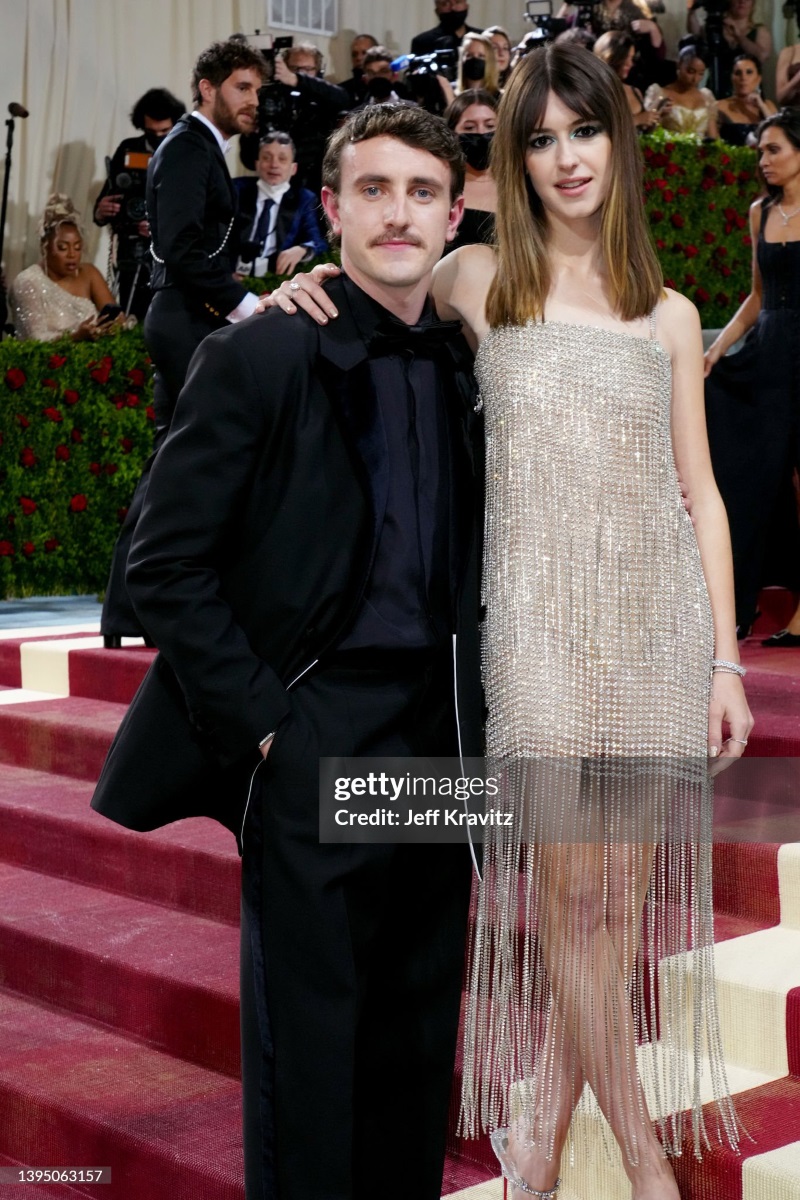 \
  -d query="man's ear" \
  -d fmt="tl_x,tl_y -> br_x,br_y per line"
290,162 -> 298,178
320,186 -> 342,237
197,78 -> 216,108
444,194 -> 466,244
